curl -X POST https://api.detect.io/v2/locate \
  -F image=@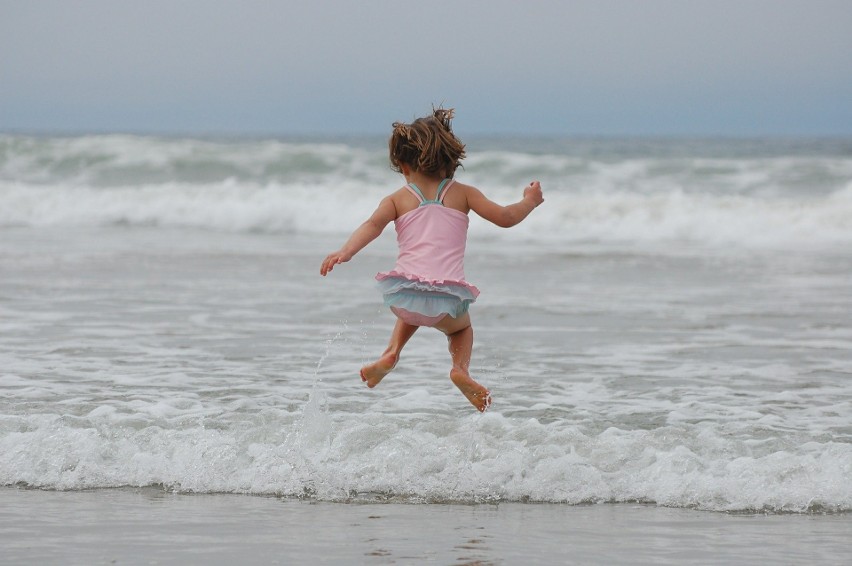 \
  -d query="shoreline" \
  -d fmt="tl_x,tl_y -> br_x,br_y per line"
4,484 -> 851,516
